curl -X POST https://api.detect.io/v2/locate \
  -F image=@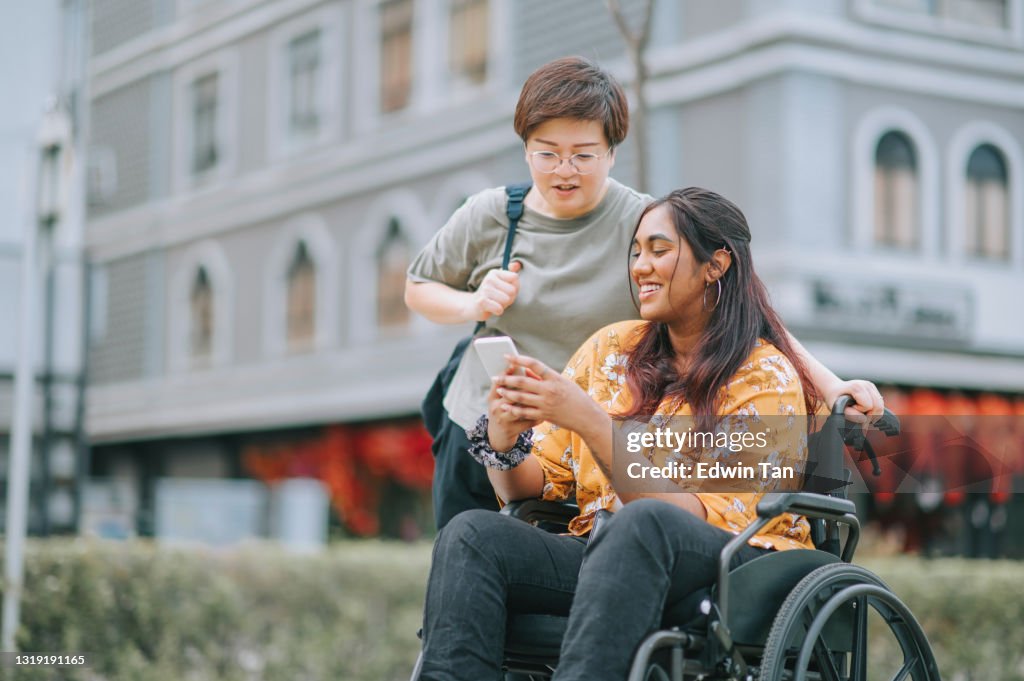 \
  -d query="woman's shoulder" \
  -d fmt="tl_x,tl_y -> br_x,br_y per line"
749,338 -> 794,363
562,321 -> 648,394
584,320 -> 650,353
444,184 -> 516,229
724,340 -> 804,411
739,340 -> 800,379
606,179 -> 654,217
458,186 -> 508,222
